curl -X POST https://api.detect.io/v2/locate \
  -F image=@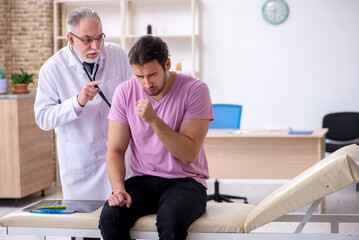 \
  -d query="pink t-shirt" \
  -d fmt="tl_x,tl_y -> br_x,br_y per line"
108,73 -> 214,188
